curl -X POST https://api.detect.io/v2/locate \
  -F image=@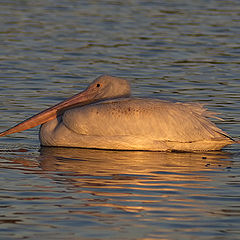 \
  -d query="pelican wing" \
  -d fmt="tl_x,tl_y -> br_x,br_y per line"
62,98 -> 230,143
